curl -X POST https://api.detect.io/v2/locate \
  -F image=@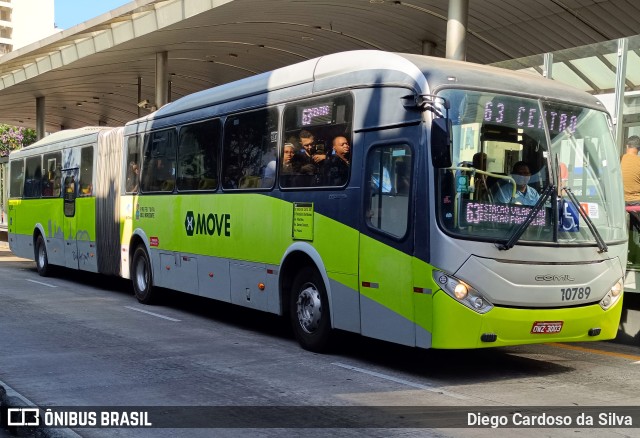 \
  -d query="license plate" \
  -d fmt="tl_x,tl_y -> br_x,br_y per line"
531,321 -> 563,334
